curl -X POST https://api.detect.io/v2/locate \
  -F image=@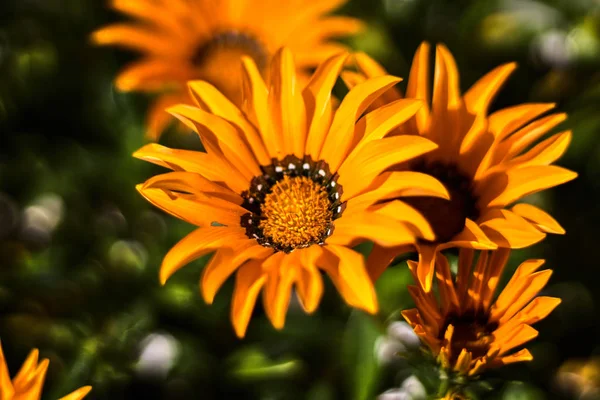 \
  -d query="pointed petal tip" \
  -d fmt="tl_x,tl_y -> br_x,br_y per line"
158,265 -> 171,286
135,183 -> 144,193
200,283 -> 216,305
233,320 -> 249,339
